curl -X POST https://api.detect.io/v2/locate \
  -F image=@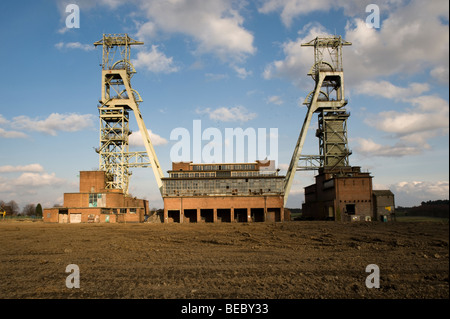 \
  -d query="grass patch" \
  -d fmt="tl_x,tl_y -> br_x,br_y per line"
396,216 -> 449,222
